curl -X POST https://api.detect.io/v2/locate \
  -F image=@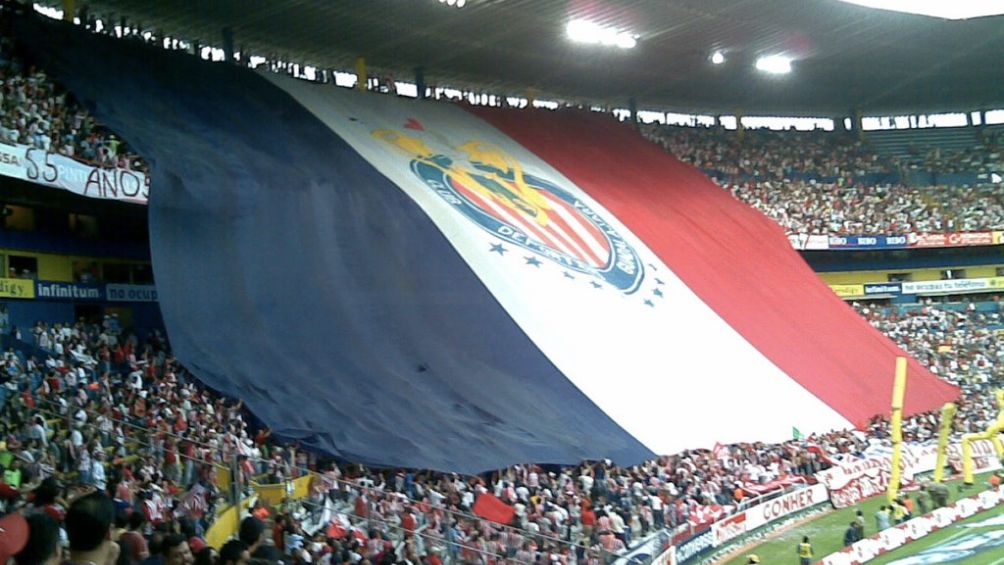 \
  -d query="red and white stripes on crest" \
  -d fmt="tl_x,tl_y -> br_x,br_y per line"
448,176 -> 611,268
